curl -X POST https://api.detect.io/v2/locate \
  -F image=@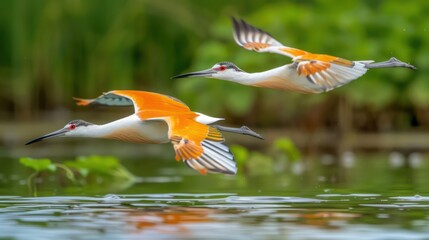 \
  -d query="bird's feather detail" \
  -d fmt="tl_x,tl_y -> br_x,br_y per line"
166,117 -> 236,175
294,57 -> 367,91
74,93 -> 134,107
232,17 -> 308,58
74,90 -> 191,114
